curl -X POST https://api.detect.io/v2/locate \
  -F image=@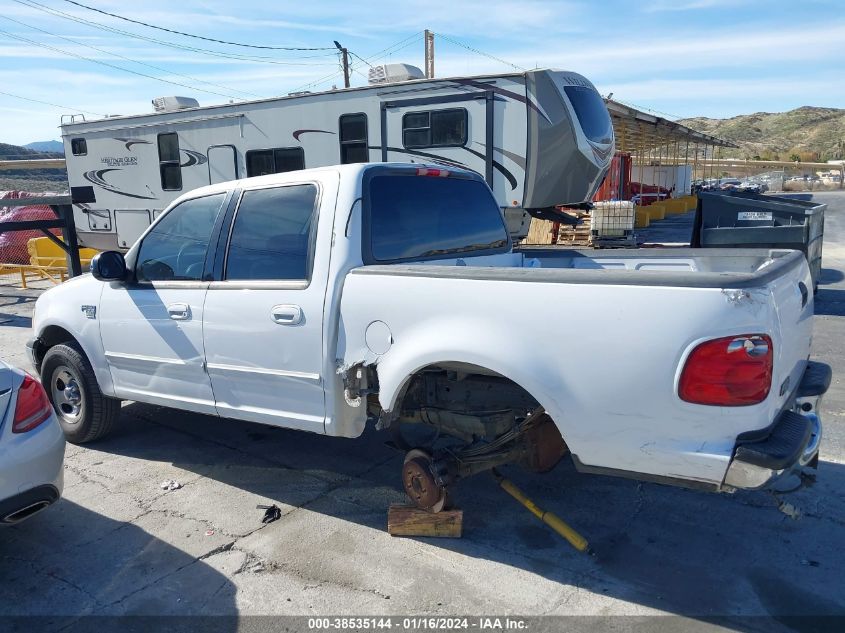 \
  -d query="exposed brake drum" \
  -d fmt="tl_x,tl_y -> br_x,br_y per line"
402,449 -> 447,513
